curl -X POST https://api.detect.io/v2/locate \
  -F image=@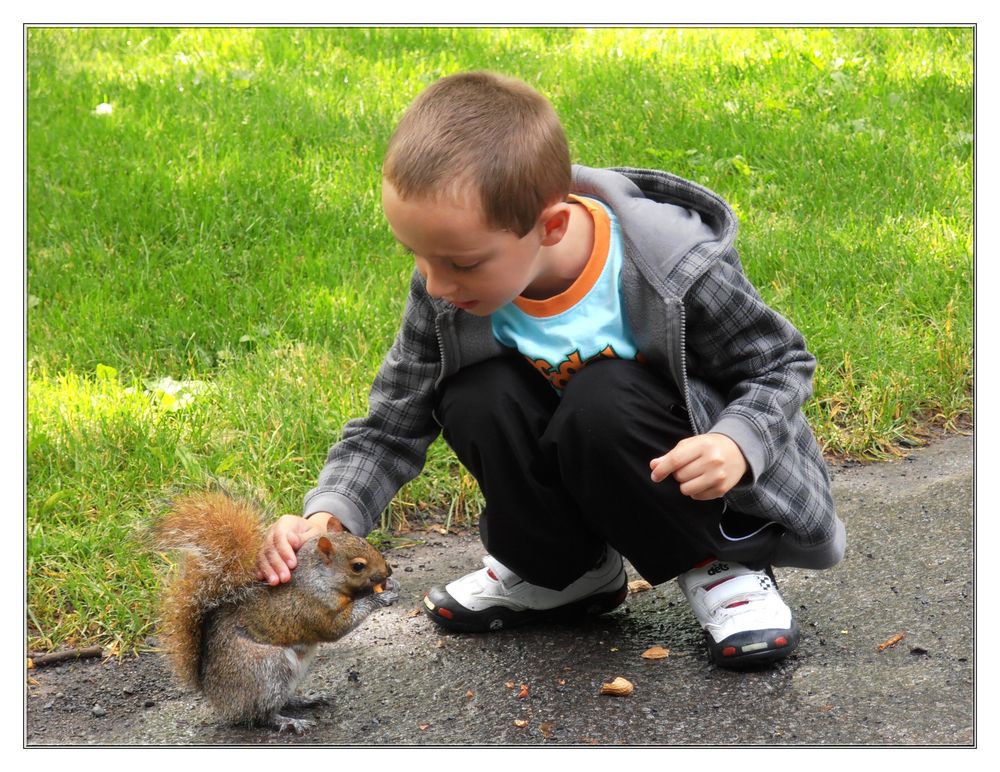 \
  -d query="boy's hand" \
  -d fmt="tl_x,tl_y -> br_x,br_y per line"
256,512 -> 343,585
649,433 -> 748,501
